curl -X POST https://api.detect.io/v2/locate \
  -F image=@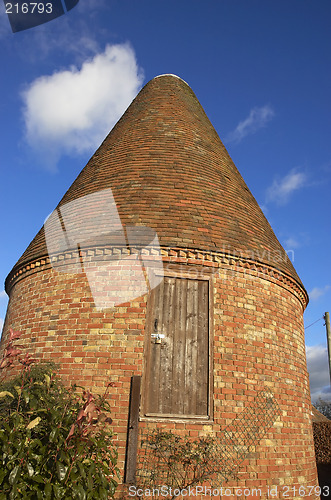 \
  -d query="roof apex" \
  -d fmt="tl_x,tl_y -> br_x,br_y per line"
153,74 -> 190,86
